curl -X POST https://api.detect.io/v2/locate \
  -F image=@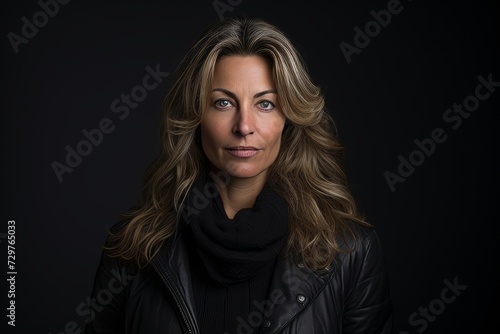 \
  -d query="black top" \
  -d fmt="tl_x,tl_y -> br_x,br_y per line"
186,228 -> 277,333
